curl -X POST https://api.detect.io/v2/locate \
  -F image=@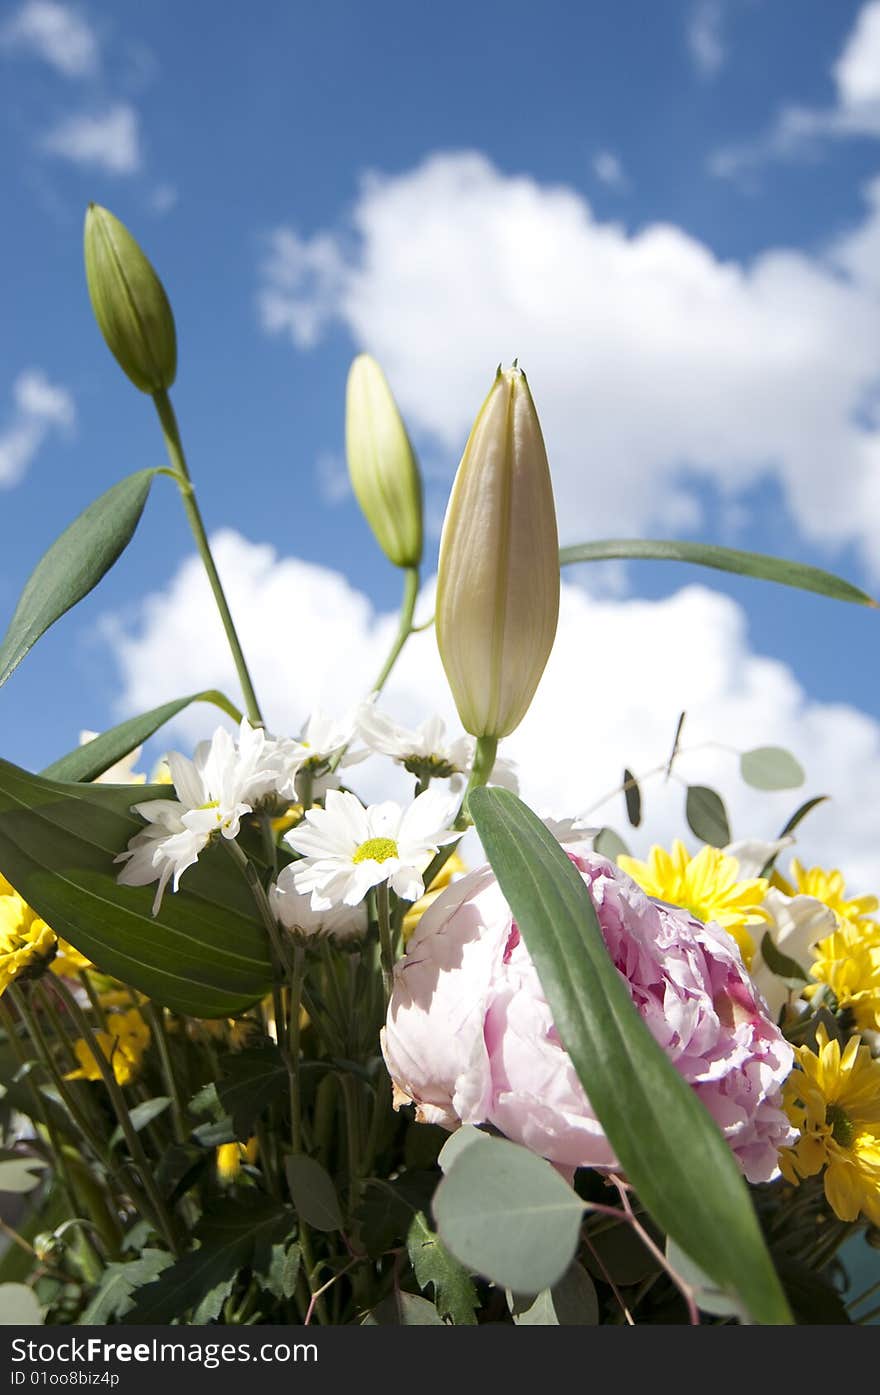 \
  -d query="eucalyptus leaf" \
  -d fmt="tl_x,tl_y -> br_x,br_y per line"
0,1156 -> 47,1194
42,691 -> 243,783
0,759 -> 272,1016
666,1238 -> 749,1320
469,787 -> 792,1325
437,1125 -> 490,1174
623,769 -> 641,827
285,1155 -> 344,1232
509,1262 -> 599,1326
593,827 -> 630,861
0,1282 -> 43,1325
362,1293 -> 445,1325
740,747 -> 805,791
685,785 -> 731,847
0,470 -> 158,687
559,539 -> 876,607
434,1134 -> 584,1294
